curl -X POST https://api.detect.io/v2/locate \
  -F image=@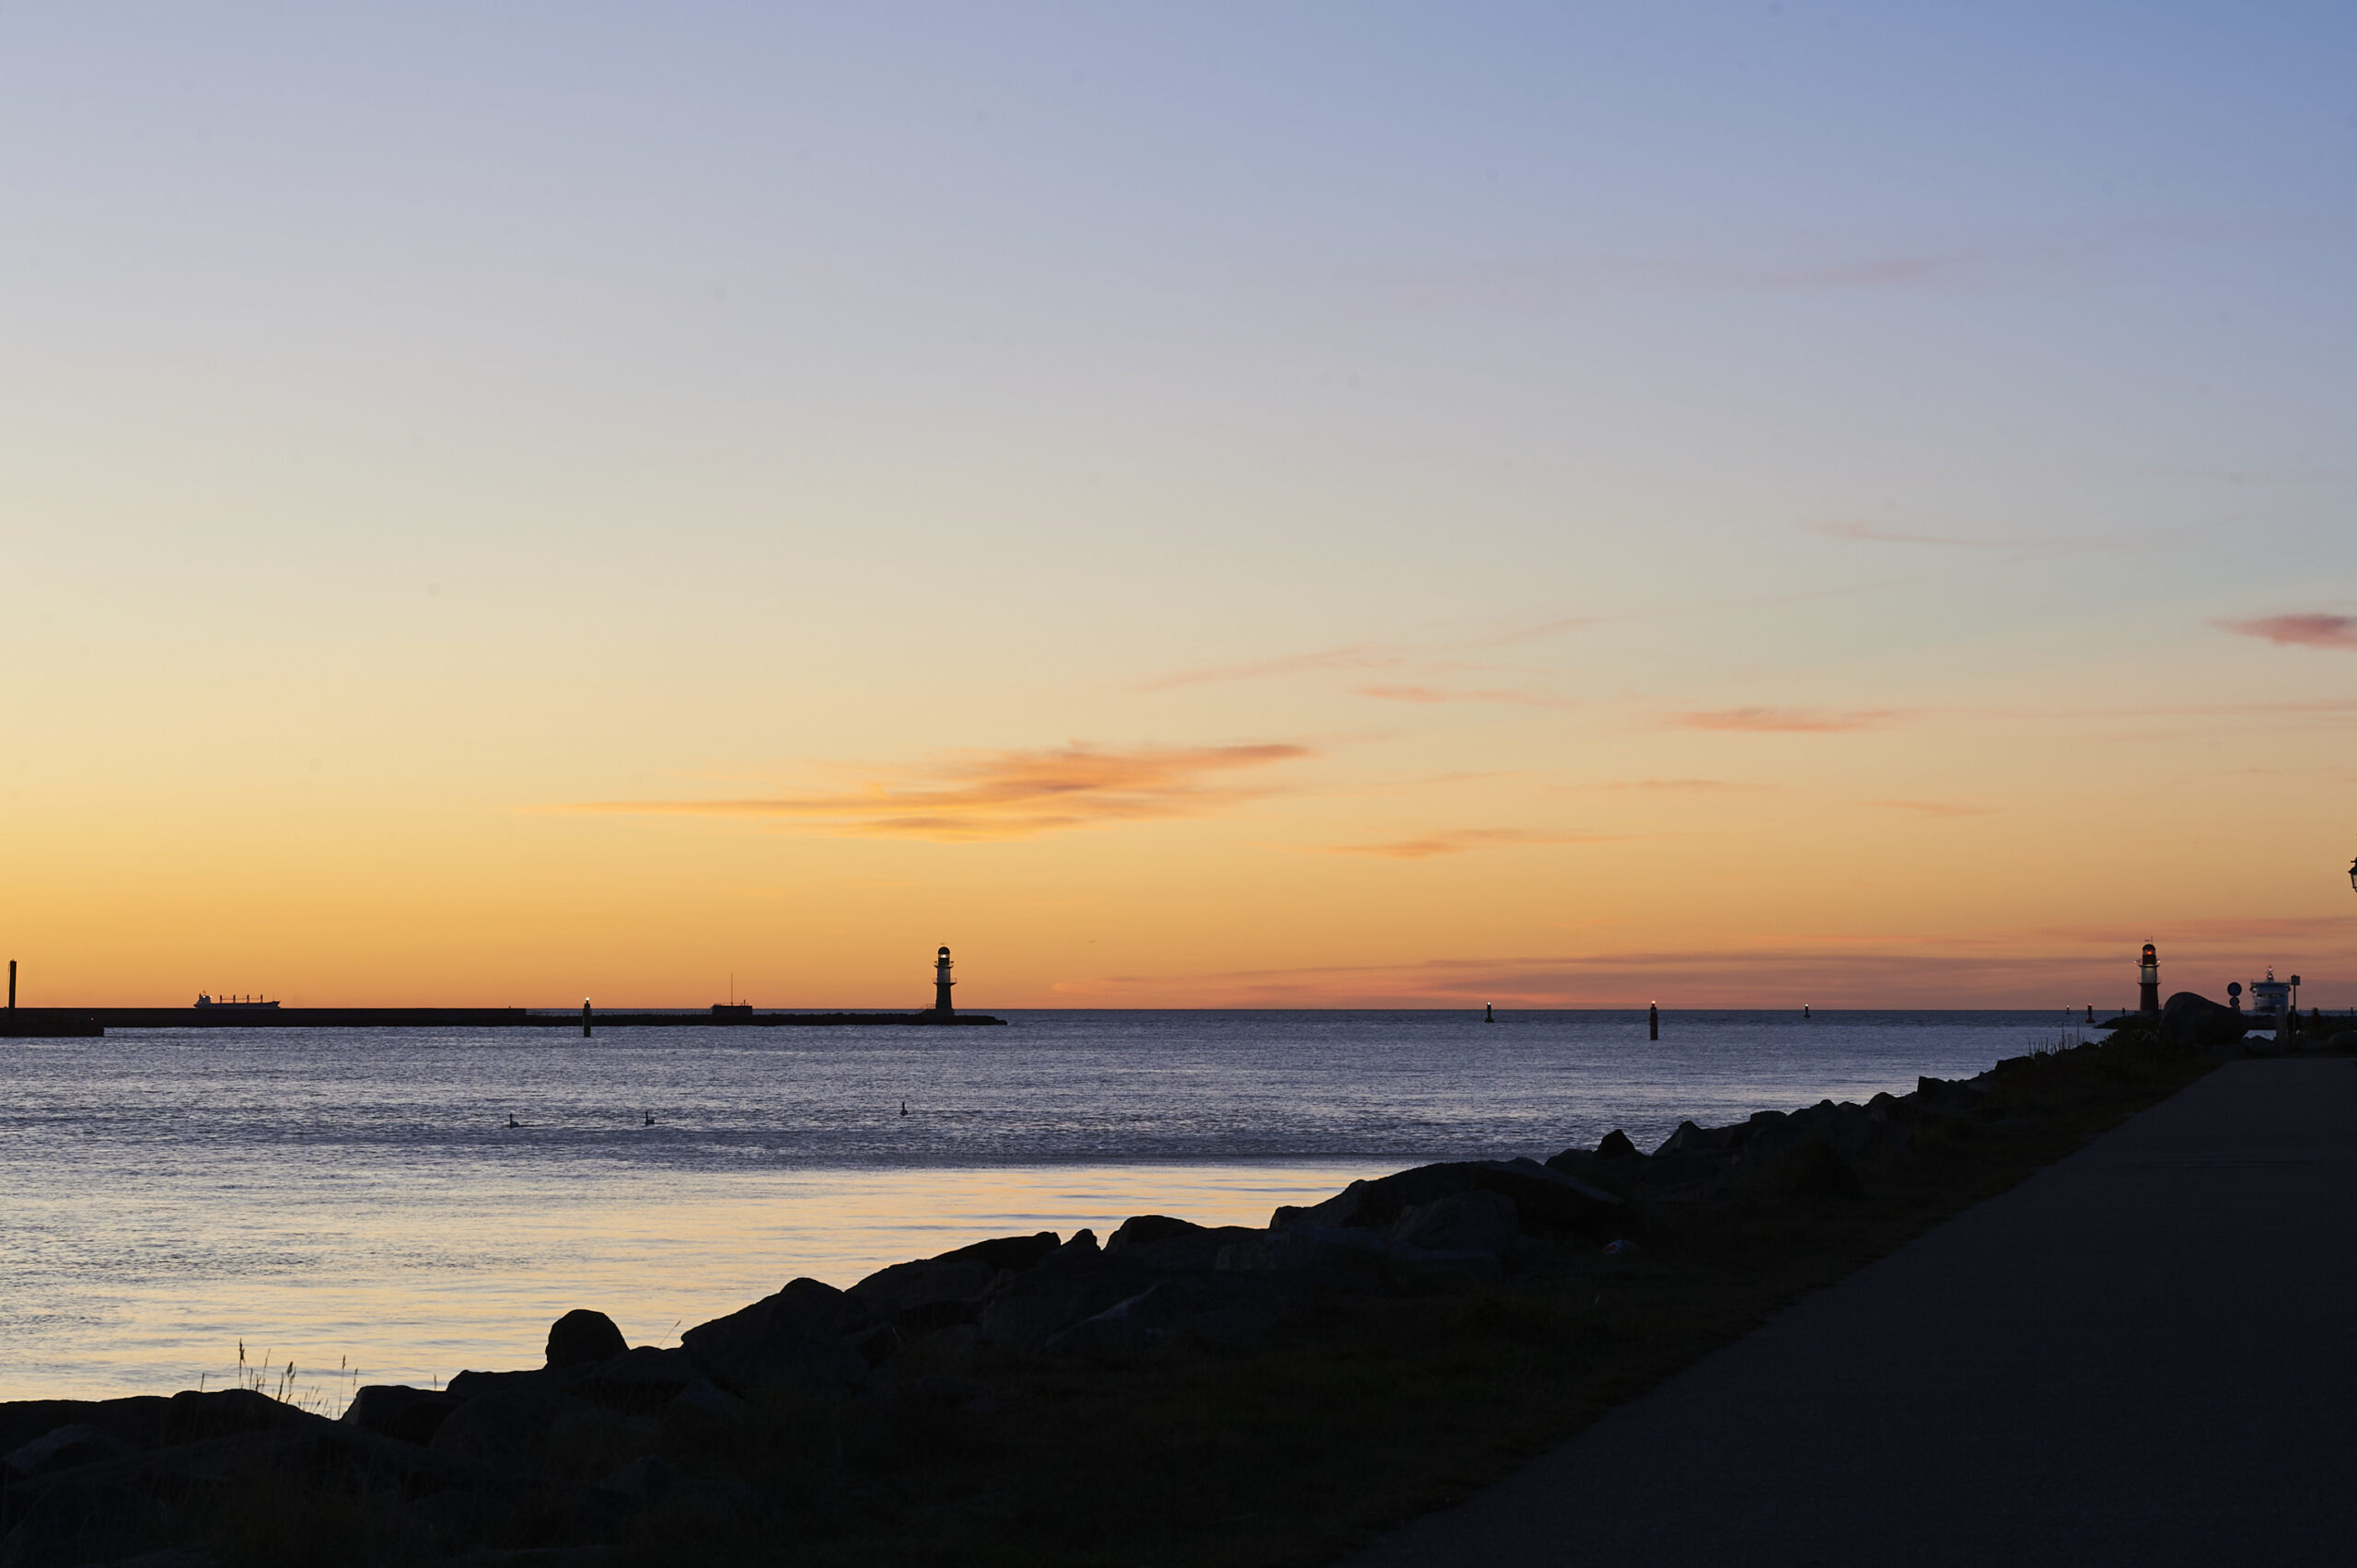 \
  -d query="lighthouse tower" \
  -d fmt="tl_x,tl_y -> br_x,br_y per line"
2138,942 -> 2161,1015
933,947 -> 955,1016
